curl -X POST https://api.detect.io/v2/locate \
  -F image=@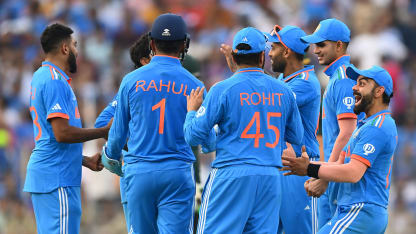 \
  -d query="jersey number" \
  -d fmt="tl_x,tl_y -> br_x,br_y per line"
152,98 -> 166,134
30,106 -> 42,141
241,112 -> 281,148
